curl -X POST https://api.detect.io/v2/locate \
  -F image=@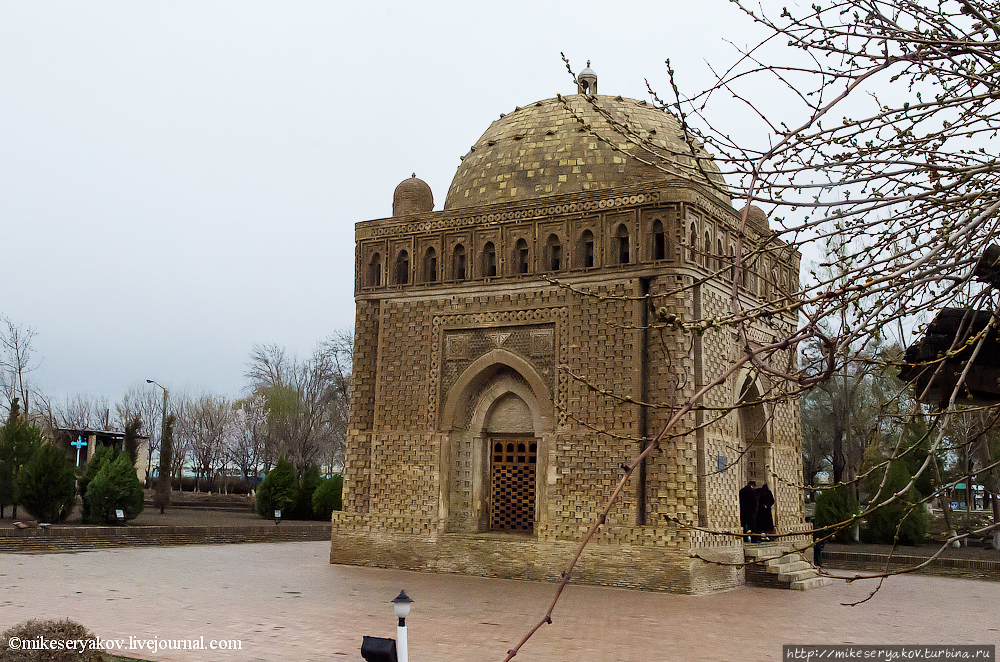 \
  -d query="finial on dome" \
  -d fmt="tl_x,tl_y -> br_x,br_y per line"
412,172 -> 416,178
578,61 -> 597,96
